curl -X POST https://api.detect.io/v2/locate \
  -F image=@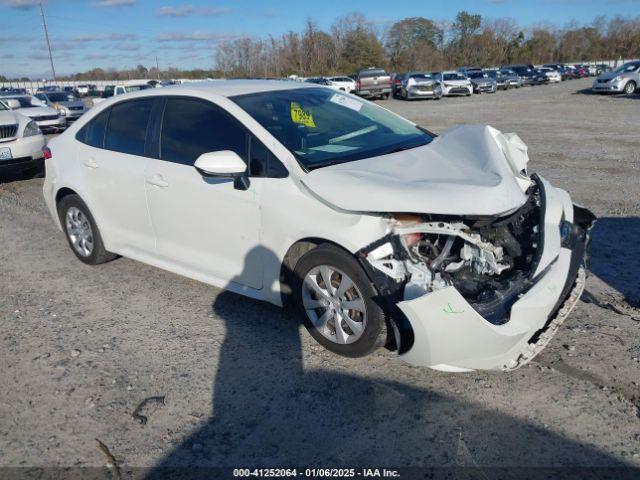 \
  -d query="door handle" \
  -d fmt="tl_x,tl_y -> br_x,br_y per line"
83,158 -> 99,169
146,174 -> 169,188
